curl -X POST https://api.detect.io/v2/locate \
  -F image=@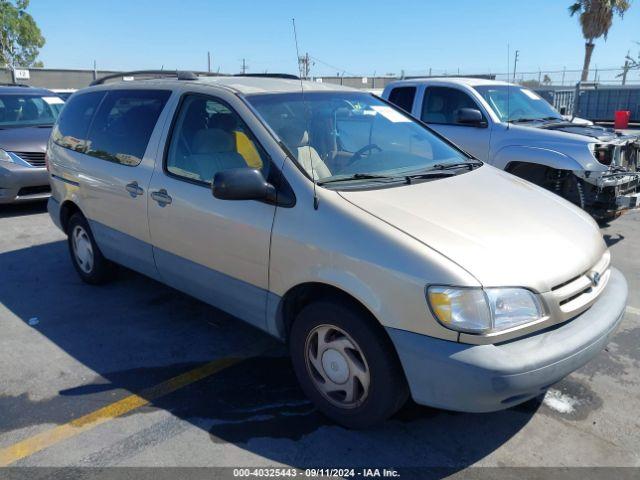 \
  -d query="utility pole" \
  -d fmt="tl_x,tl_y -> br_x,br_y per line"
561,66 -> 566,86
207,51 -> 211,73
512,50 -> 519,82
621,51 -> 630,85
298,52 -> 312,79
240,58 -> 248,75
